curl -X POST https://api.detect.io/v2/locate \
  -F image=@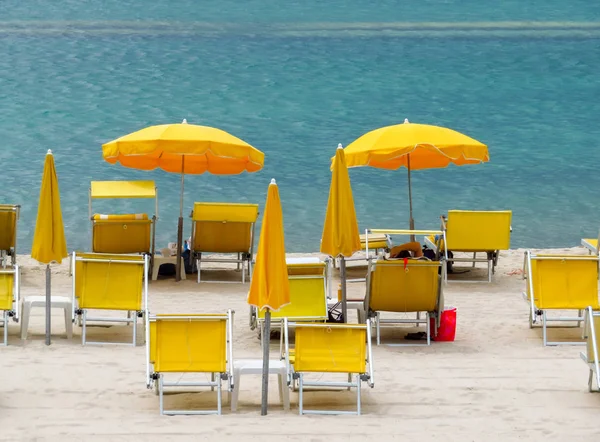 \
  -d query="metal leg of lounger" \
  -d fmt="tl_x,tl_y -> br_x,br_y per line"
578,309 -> 583,329
347,373 -> 352,391
356,374 -> 361,416
241,259 -> 245,284
542,311 -> 548,347
298,373 -> 304,415
211,373 -> 215,391
237,253 -> 241,271
541,311 -> 587,346
376,312 -> 381,346
426,312 -> 431,345
415,312 -> 420,327
589,369 -> 594,392
472,252 -> 476,268
197,259 -> 201,283
159,375 -> 165,416
2,311 -> 7,346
